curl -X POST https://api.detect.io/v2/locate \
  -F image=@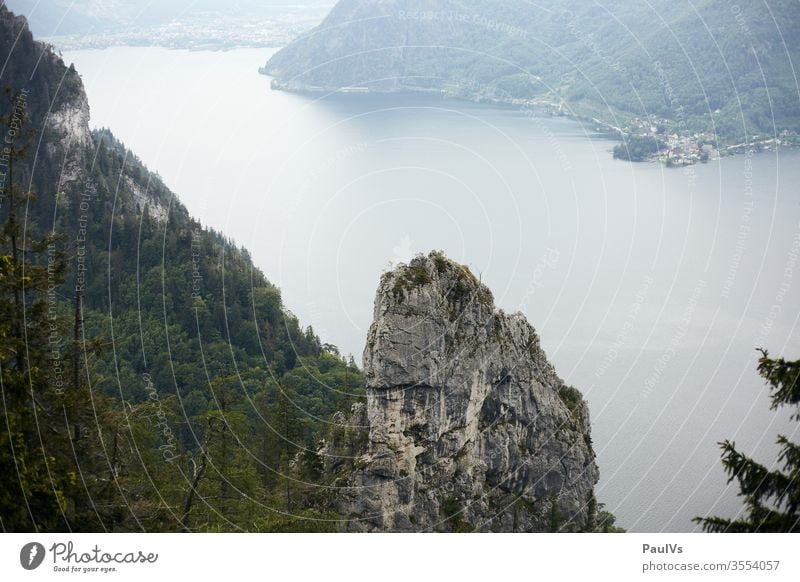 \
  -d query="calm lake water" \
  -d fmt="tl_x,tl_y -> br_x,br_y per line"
65,46 -> 800,532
